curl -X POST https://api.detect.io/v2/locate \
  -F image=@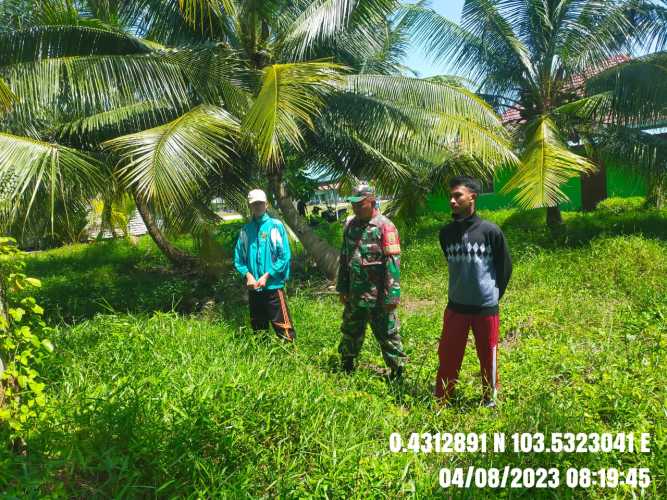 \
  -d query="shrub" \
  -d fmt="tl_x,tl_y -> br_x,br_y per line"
596,196 -> 645,214
0,237 -> 53,439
